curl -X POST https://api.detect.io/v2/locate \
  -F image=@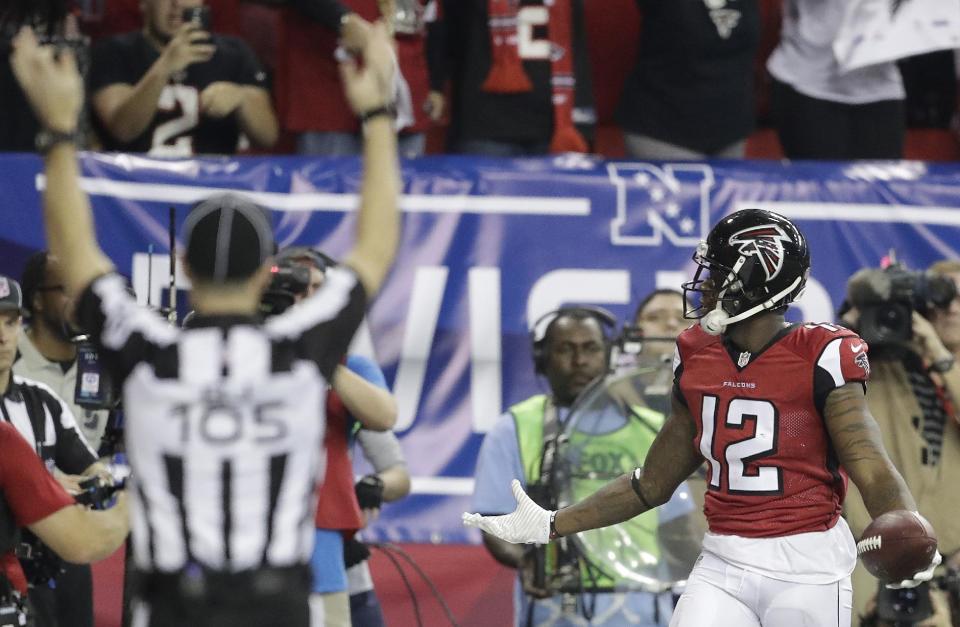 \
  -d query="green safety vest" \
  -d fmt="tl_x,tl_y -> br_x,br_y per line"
509,394 -> 666,589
